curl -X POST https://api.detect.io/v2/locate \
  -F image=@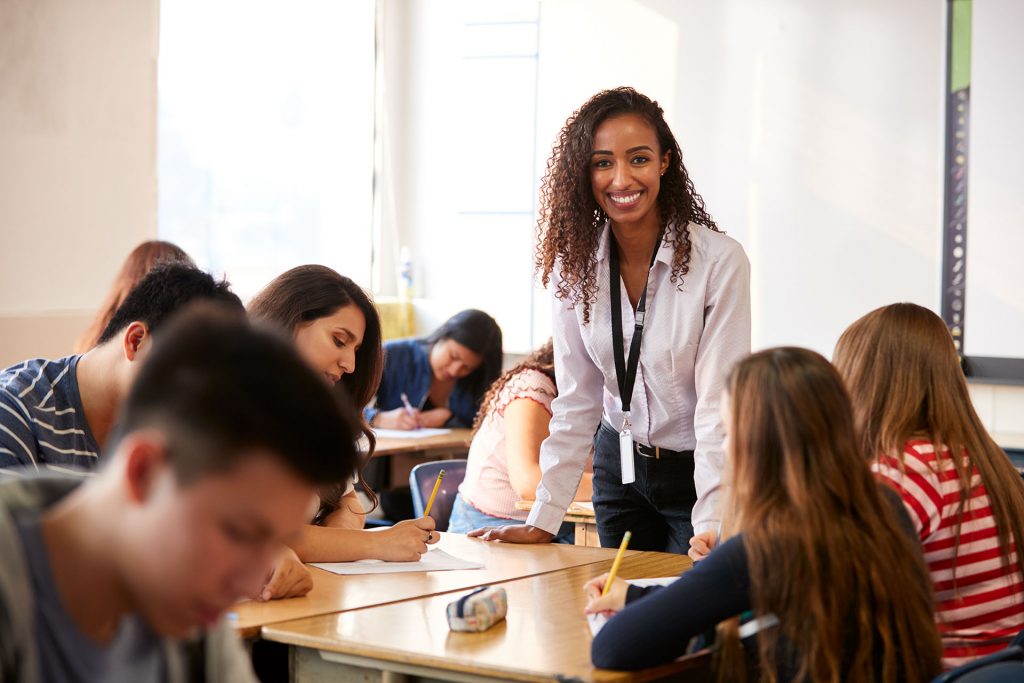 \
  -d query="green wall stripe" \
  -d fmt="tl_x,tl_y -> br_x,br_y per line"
951,0 -> 972,92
